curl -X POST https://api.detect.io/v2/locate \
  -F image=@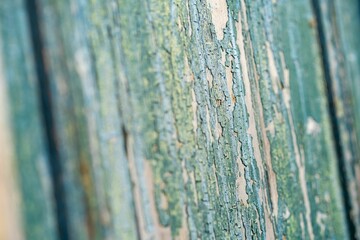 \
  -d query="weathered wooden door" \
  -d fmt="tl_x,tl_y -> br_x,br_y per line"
1,0 -> 360,239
